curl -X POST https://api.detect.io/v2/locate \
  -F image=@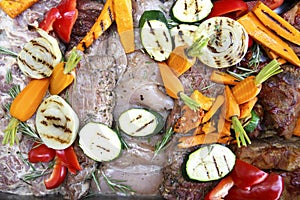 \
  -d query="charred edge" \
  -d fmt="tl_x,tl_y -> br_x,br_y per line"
97,132 -> 110,140
213,155 -> 222,177
31,39 -> 57,60
136,119 -> 155,132
224,54 -> 234,66
262,10 -> 292,34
